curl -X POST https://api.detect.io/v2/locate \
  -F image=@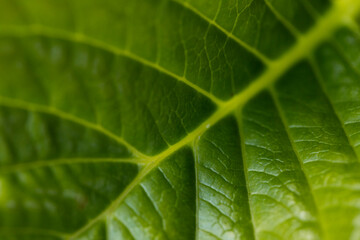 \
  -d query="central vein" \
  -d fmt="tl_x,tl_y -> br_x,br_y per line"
68,0 -> 360,238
